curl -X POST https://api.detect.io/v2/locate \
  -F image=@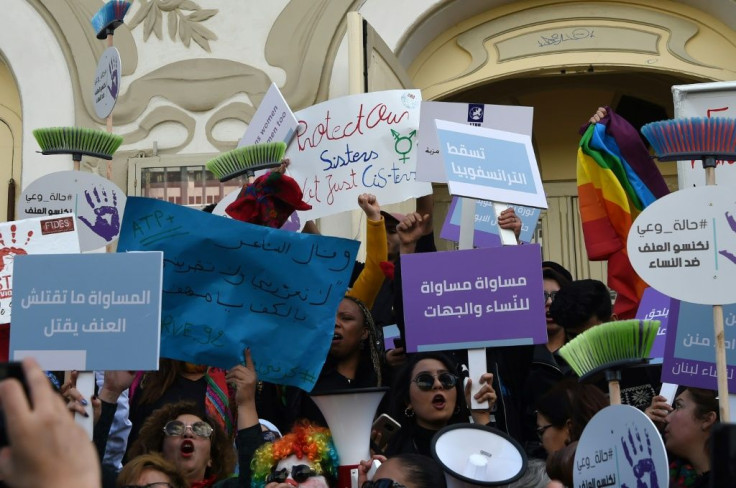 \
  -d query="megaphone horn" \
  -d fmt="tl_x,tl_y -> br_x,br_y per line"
431,423 -> 528,487
311,387 -> 388,488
